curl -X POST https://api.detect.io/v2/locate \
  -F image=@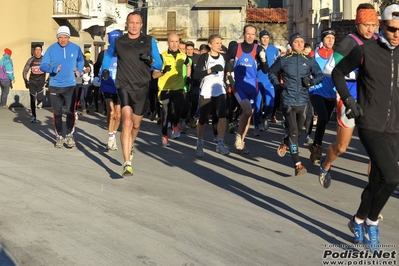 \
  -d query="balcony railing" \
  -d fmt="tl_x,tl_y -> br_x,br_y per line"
197,27 -> 227,40
150,27 -> 188,40
53,0 -> 91,19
